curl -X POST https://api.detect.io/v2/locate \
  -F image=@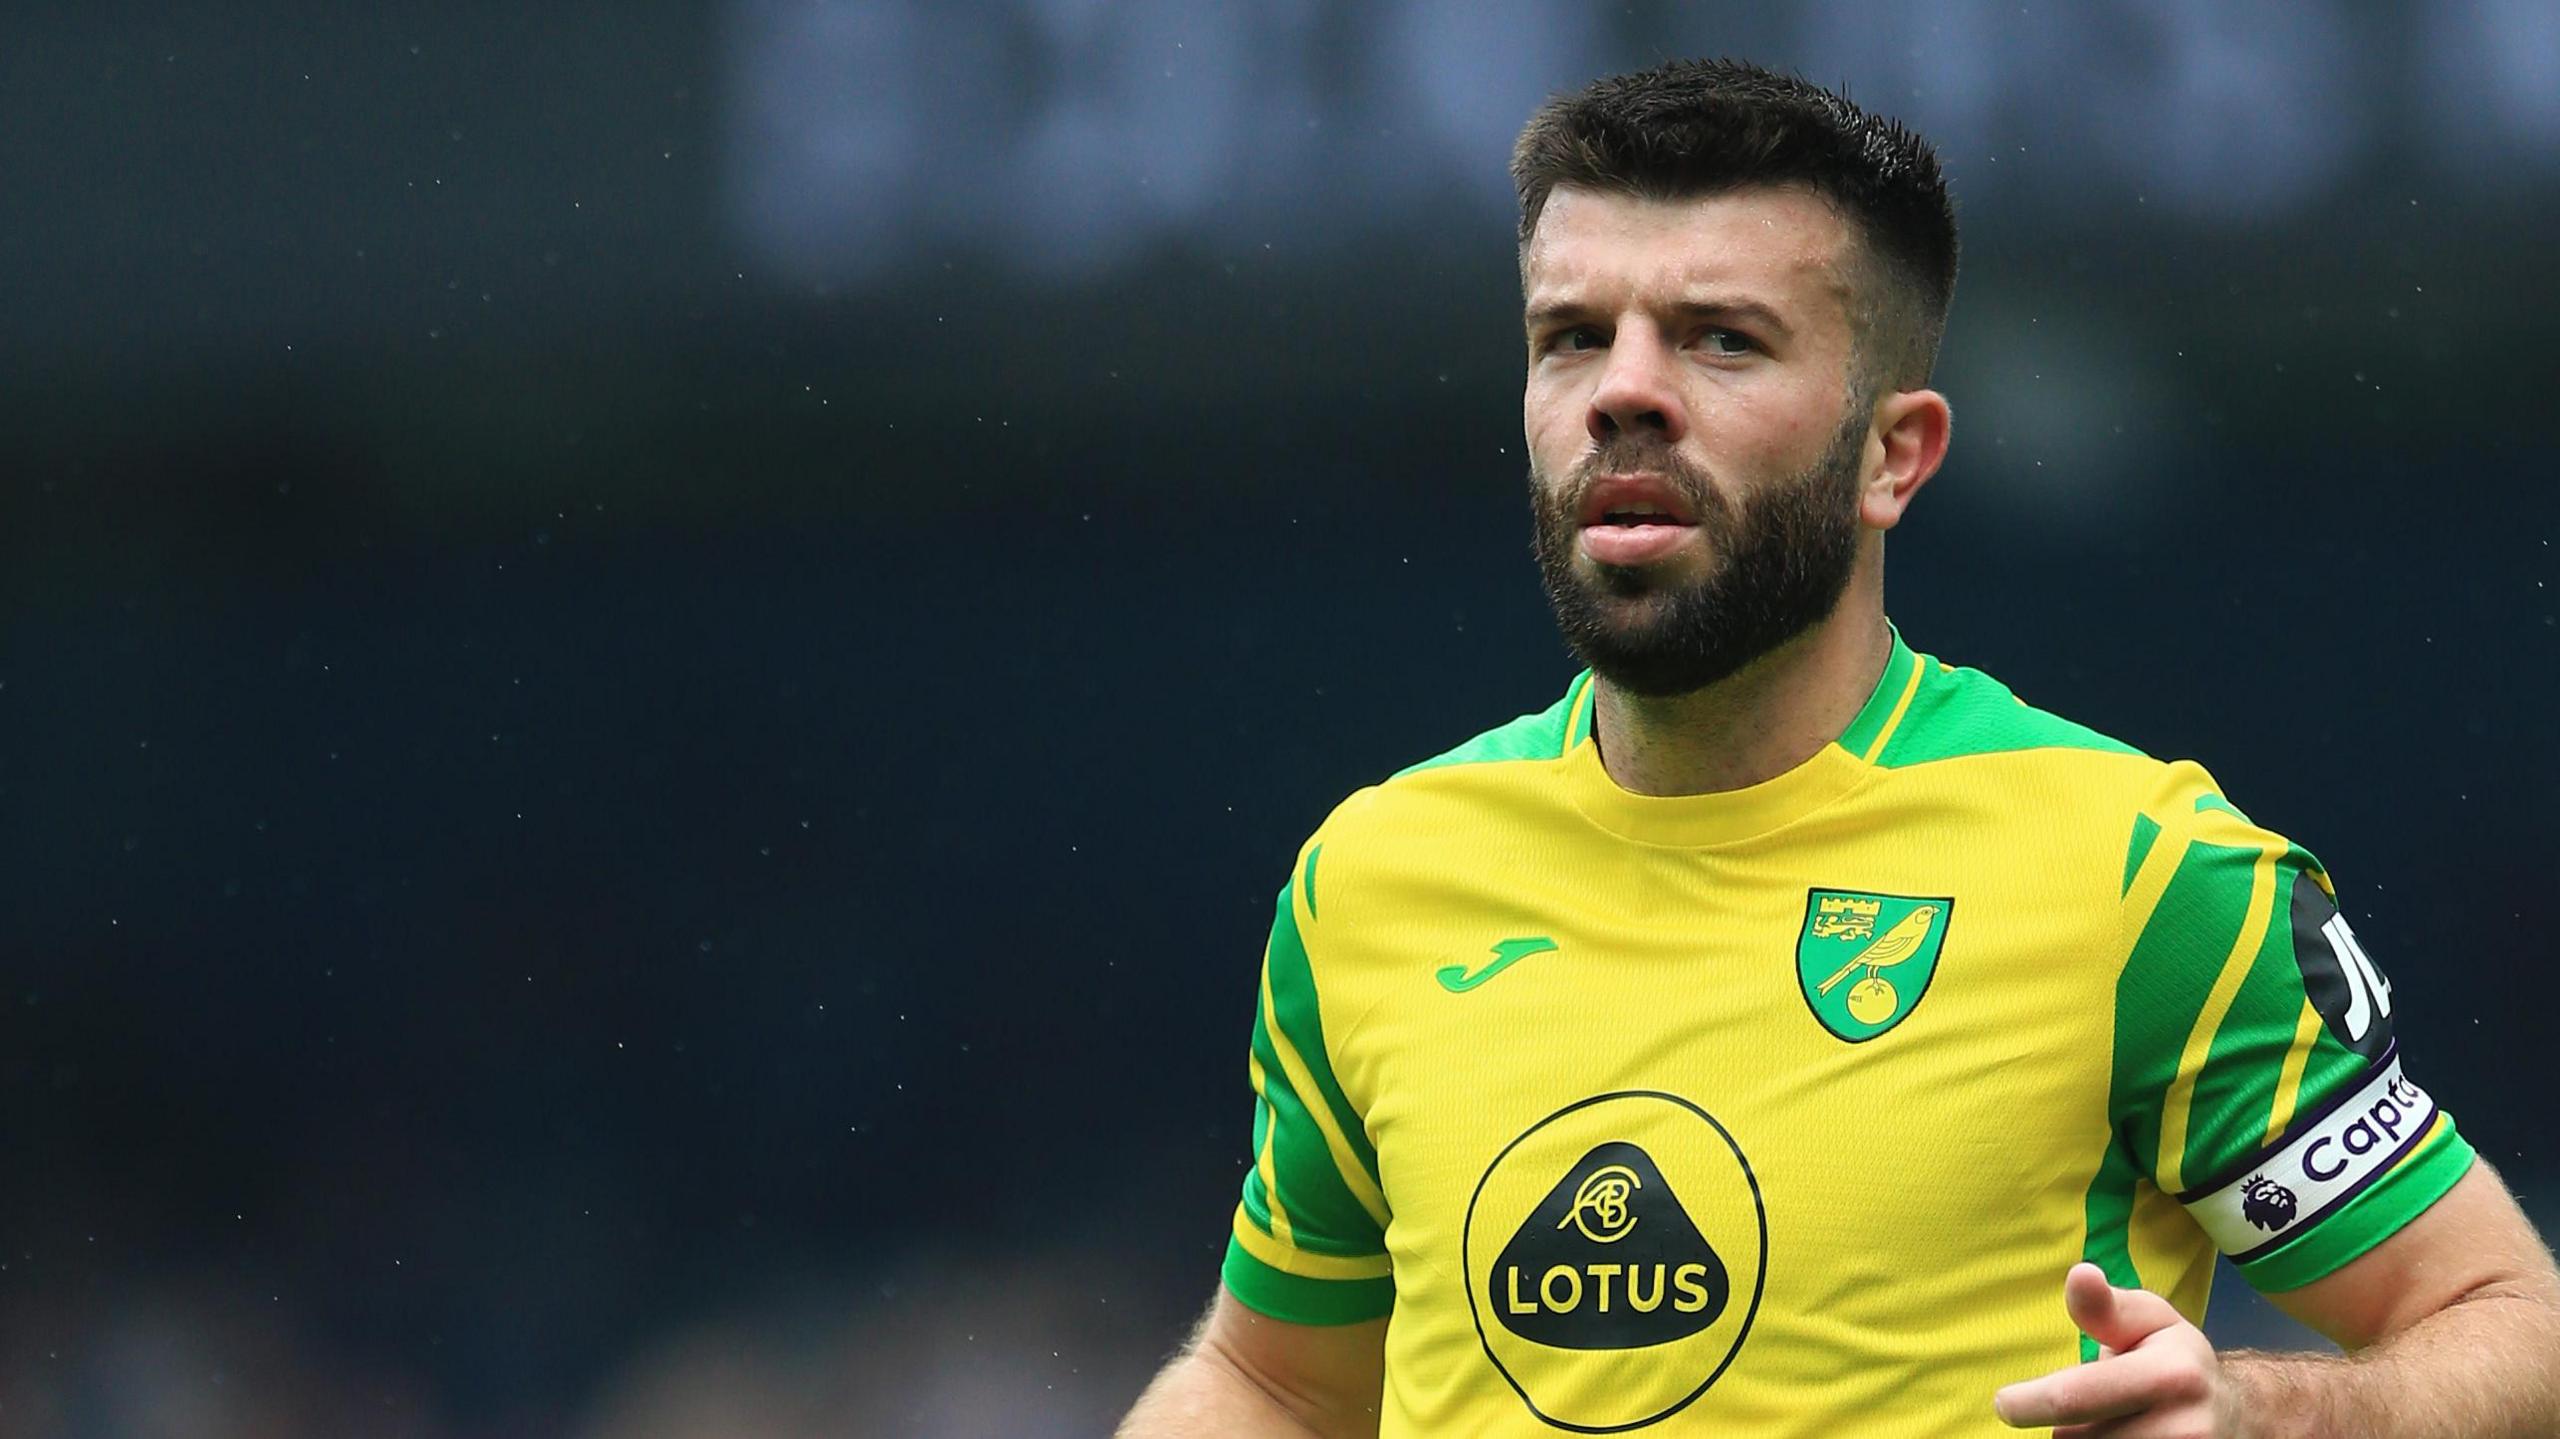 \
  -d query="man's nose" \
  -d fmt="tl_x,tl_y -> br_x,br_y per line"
1585,326 -> 1687,447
